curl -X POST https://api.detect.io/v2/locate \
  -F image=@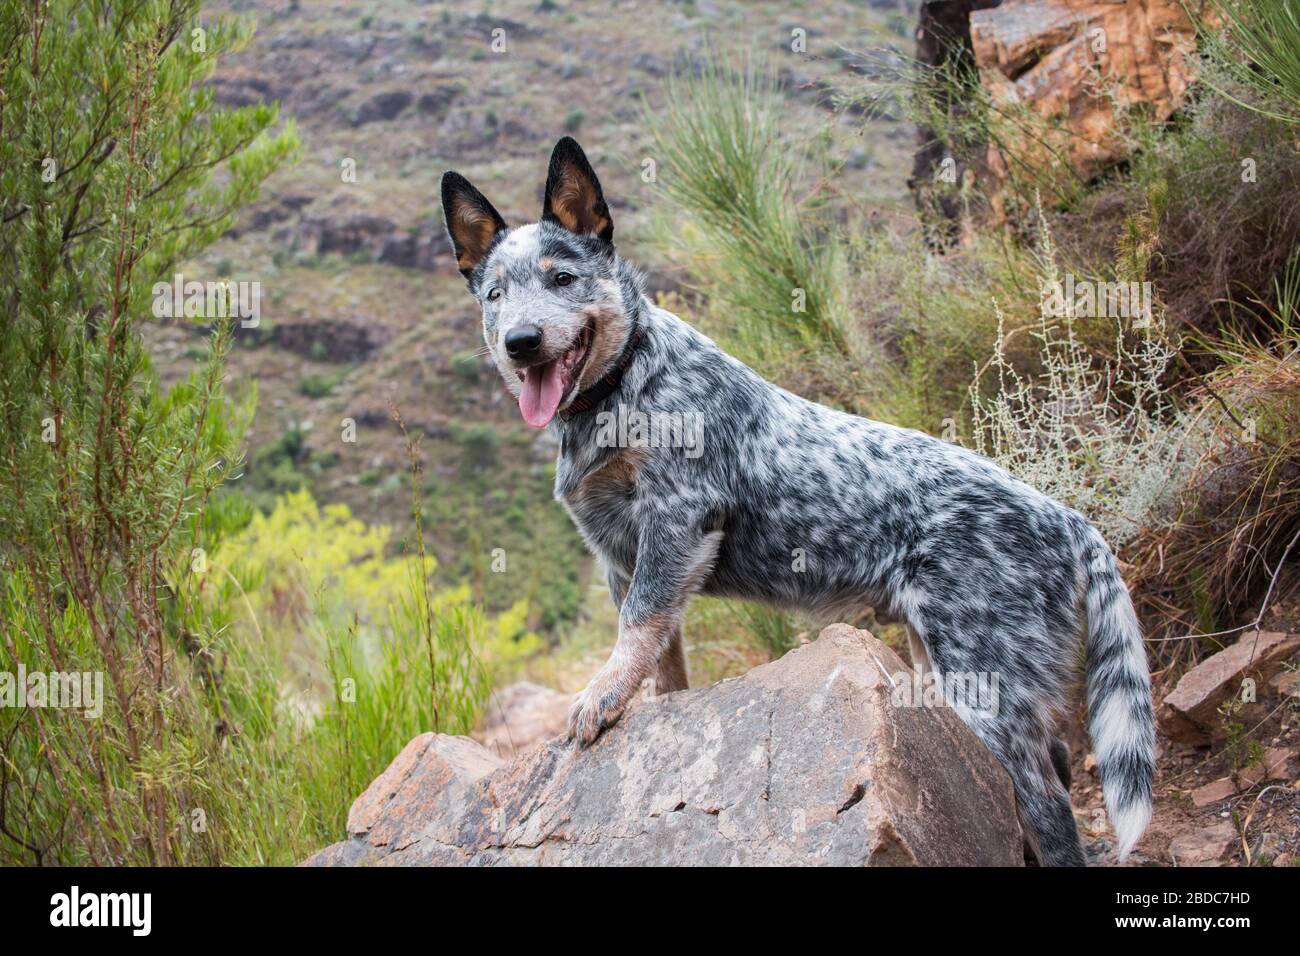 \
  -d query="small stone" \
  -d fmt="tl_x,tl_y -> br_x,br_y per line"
1236,746 -> 1296,788
1250,831 -> 1286,864
1160,631 -> 1300,744
1271,669 -> 1300,698
1169,822 -> 1239,866
1190,777 -> 1238,808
